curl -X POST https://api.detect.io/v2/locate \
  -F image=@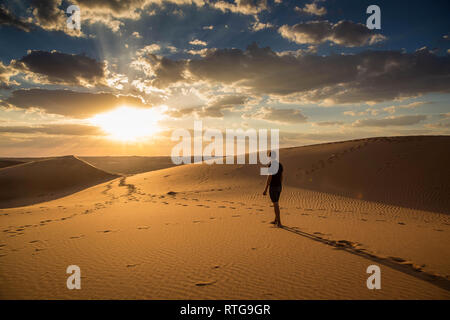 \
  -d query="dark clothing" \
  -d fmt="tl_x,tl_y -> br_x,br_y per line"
269,185 -> 282,203
269,162 -> 283,187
